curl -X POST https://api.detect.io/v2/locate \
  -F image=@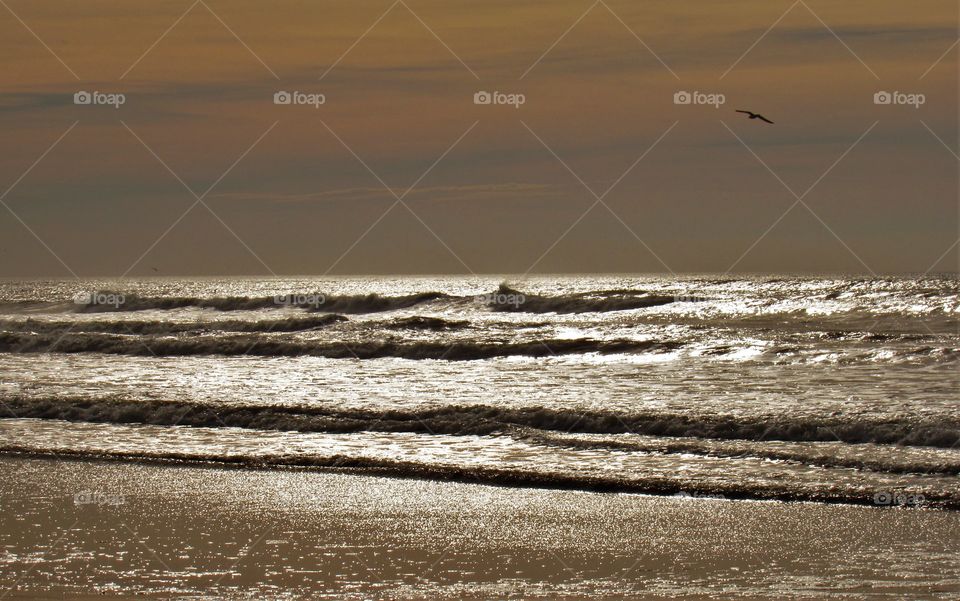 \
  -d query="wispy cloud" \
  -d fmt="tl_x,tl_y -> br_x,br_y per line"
209,182 -> 560,205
